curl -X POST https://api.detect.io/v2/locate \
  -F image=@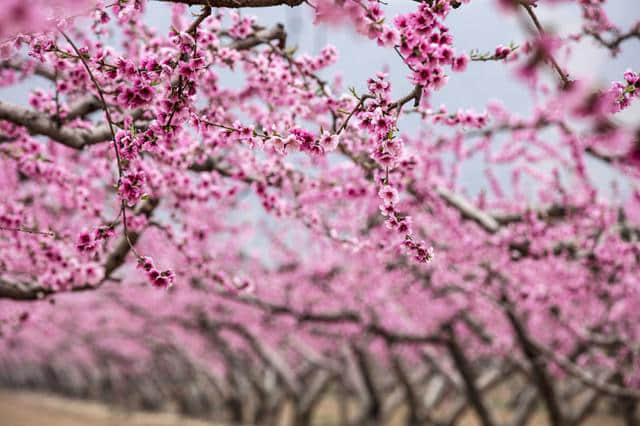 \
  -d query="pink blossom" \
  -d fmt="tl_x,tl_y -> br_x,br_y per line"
378,185 -> 399,206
